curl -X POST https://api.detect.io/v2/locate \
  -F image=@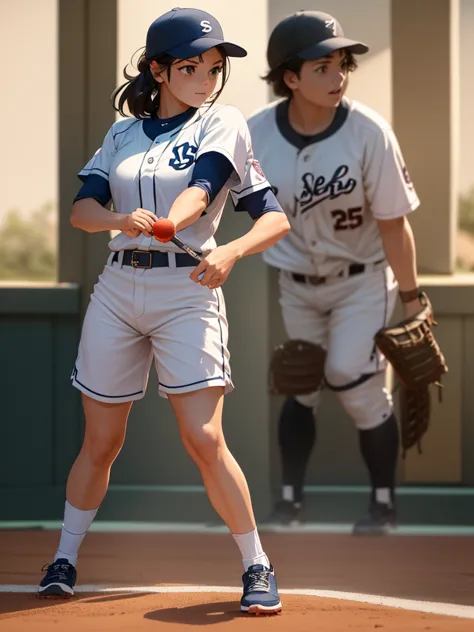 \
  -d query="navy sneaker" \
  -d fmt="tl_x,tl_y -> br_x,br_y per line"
37,558 -> 77,598
240,564 -> 282,615
265,500 -> 303,526
352,501 -> 397,536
